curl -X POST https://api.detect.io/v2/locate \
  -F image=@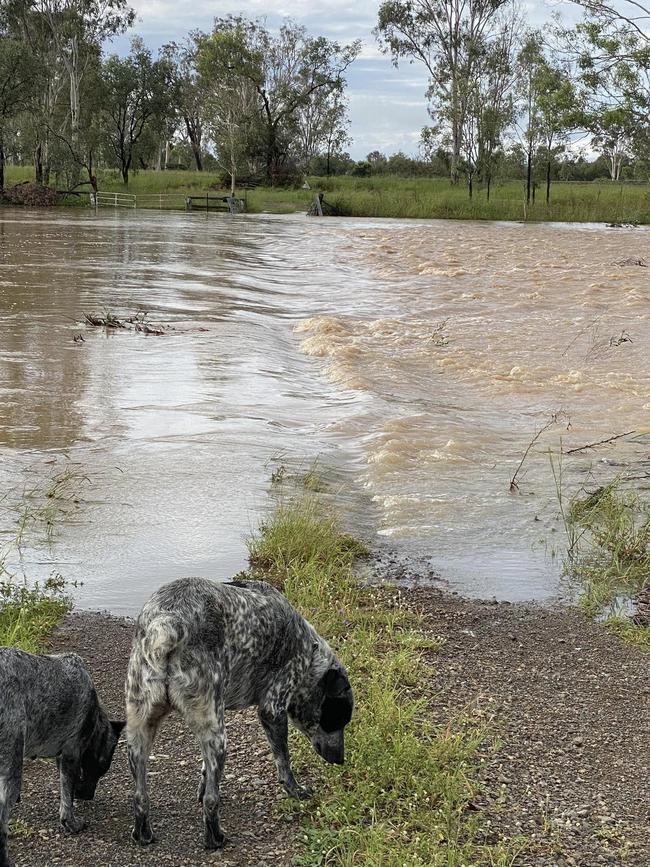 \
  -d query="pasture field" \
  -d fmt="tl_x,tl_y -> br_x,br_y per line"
4,164 -> 650,222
